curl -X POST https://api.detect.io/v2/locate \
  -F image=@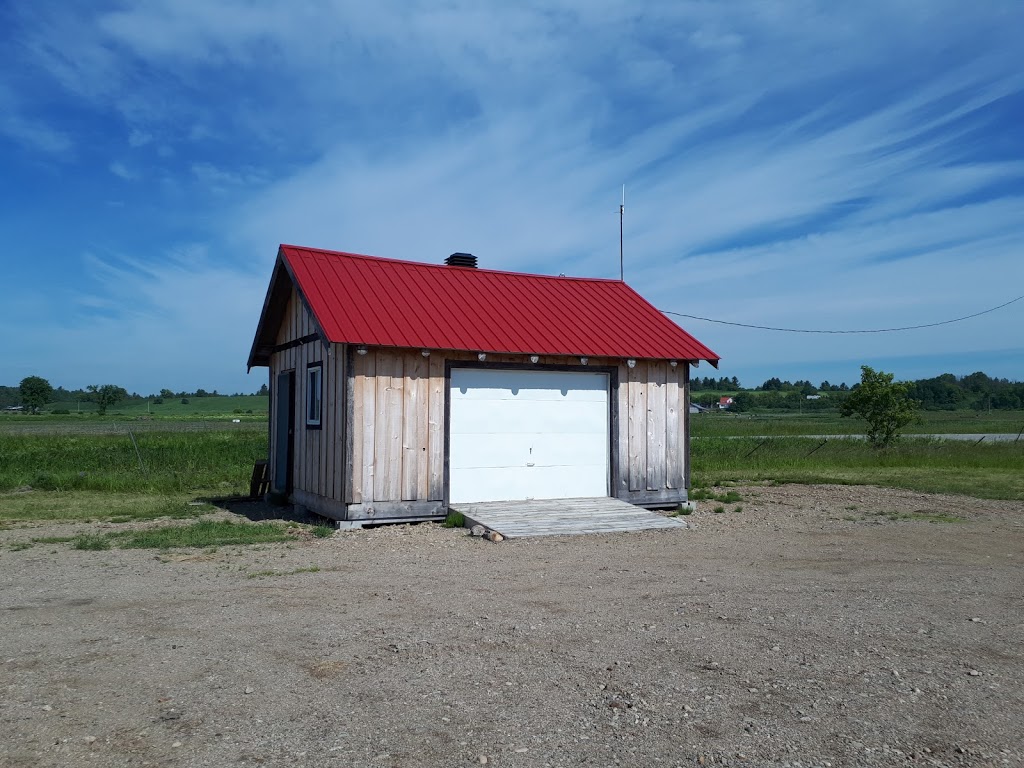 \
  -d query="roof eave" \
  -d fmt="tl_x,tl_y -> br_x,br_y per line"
246,248 -> 291,369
